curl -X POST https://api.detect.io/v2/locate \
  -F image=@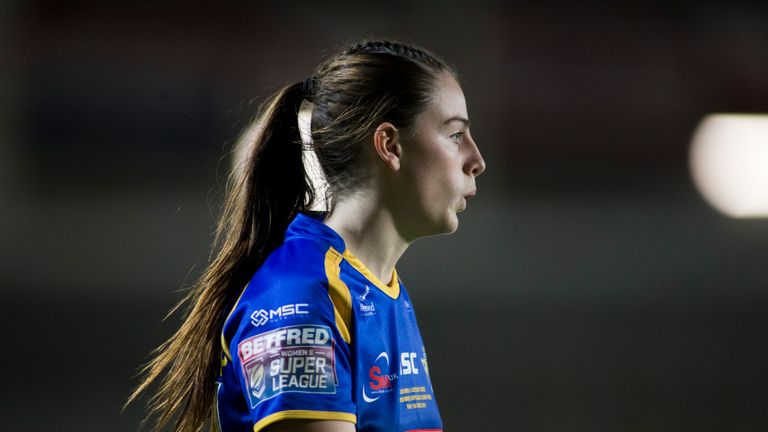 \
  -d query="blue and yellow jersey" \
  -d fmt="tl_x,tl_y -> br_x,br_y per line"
216,212 -> 442,432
